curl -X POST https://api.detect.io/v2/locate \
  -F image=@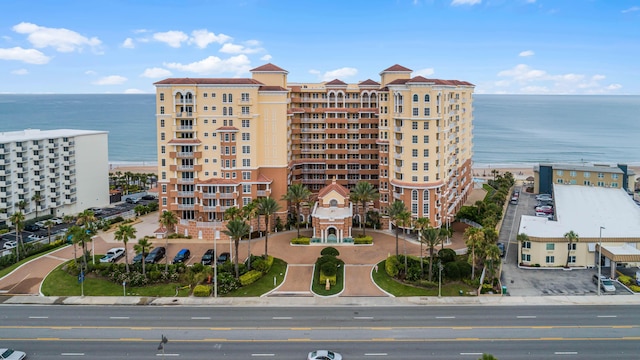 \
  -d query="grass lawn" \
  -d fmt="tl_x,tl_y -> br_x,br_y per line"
311,260 -> 345,296
0,245 -> 69,279
371,260 -> 477,296
41,261 -> 190,297
224,258 -> 288,297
